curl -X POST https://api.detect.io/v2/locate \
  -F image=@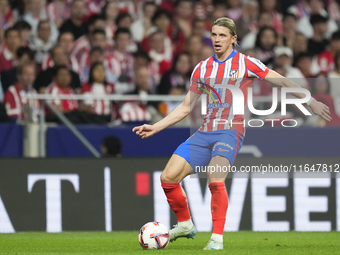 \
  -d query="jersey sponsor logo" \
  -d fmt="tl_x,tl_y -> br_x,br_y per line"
207,102 -> 230,109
